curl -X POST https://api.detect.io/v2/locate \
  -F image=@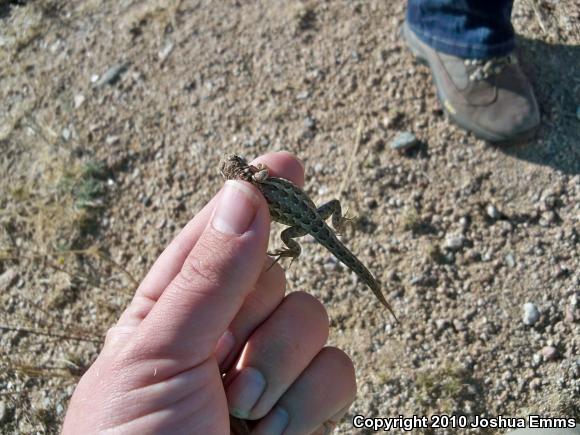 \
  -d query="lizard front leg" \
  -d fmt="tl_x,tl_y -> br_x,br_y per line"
267,225 -> 307,261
